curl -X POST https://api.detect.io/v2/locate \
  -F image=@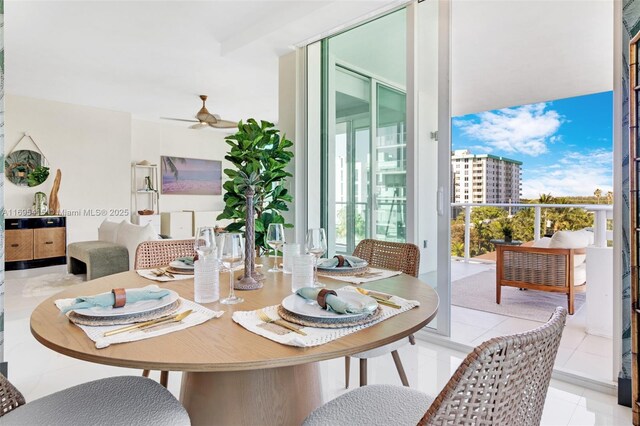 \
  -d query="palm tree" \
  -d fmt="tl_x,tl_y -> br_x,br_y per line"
606,191 -> 613,204
537,193 -> 554,204
537,193 -> 554,235
162,156 -> 186,181
594,188 -> 602,204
